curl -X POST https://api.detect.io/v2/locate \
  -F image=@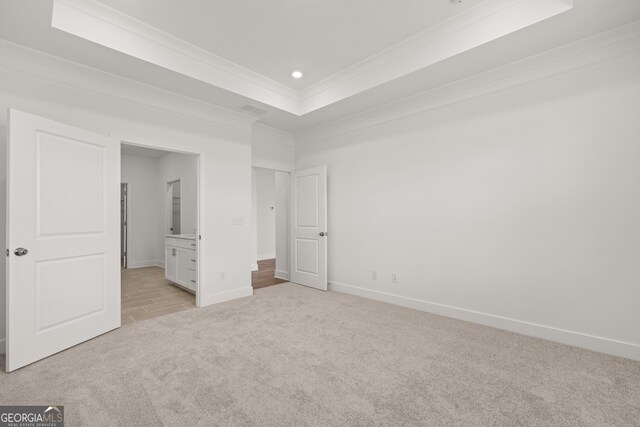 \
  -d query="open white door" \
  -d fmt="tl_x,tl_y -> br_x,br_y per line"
290,166 -> 327,291
6,109 -> 120,372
